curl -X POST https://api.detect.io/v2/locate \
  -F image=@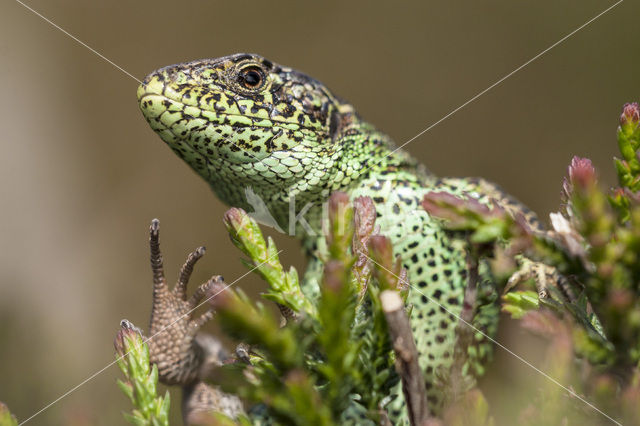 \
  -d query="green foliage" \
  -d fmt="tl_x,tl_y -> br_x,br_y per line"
353,237 -> 403,413
612,102 -> 640,219
422,101 -> 640,424
561,104 -> 640,368
316,262 -> 359,416
210,193 -> 401,425
114,320 -> 170,426
212,289 -> 304,372
501,290 -> 539,319
224,207 -> 317,318
421,191 -> 515,245
0,403 -> 18,426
